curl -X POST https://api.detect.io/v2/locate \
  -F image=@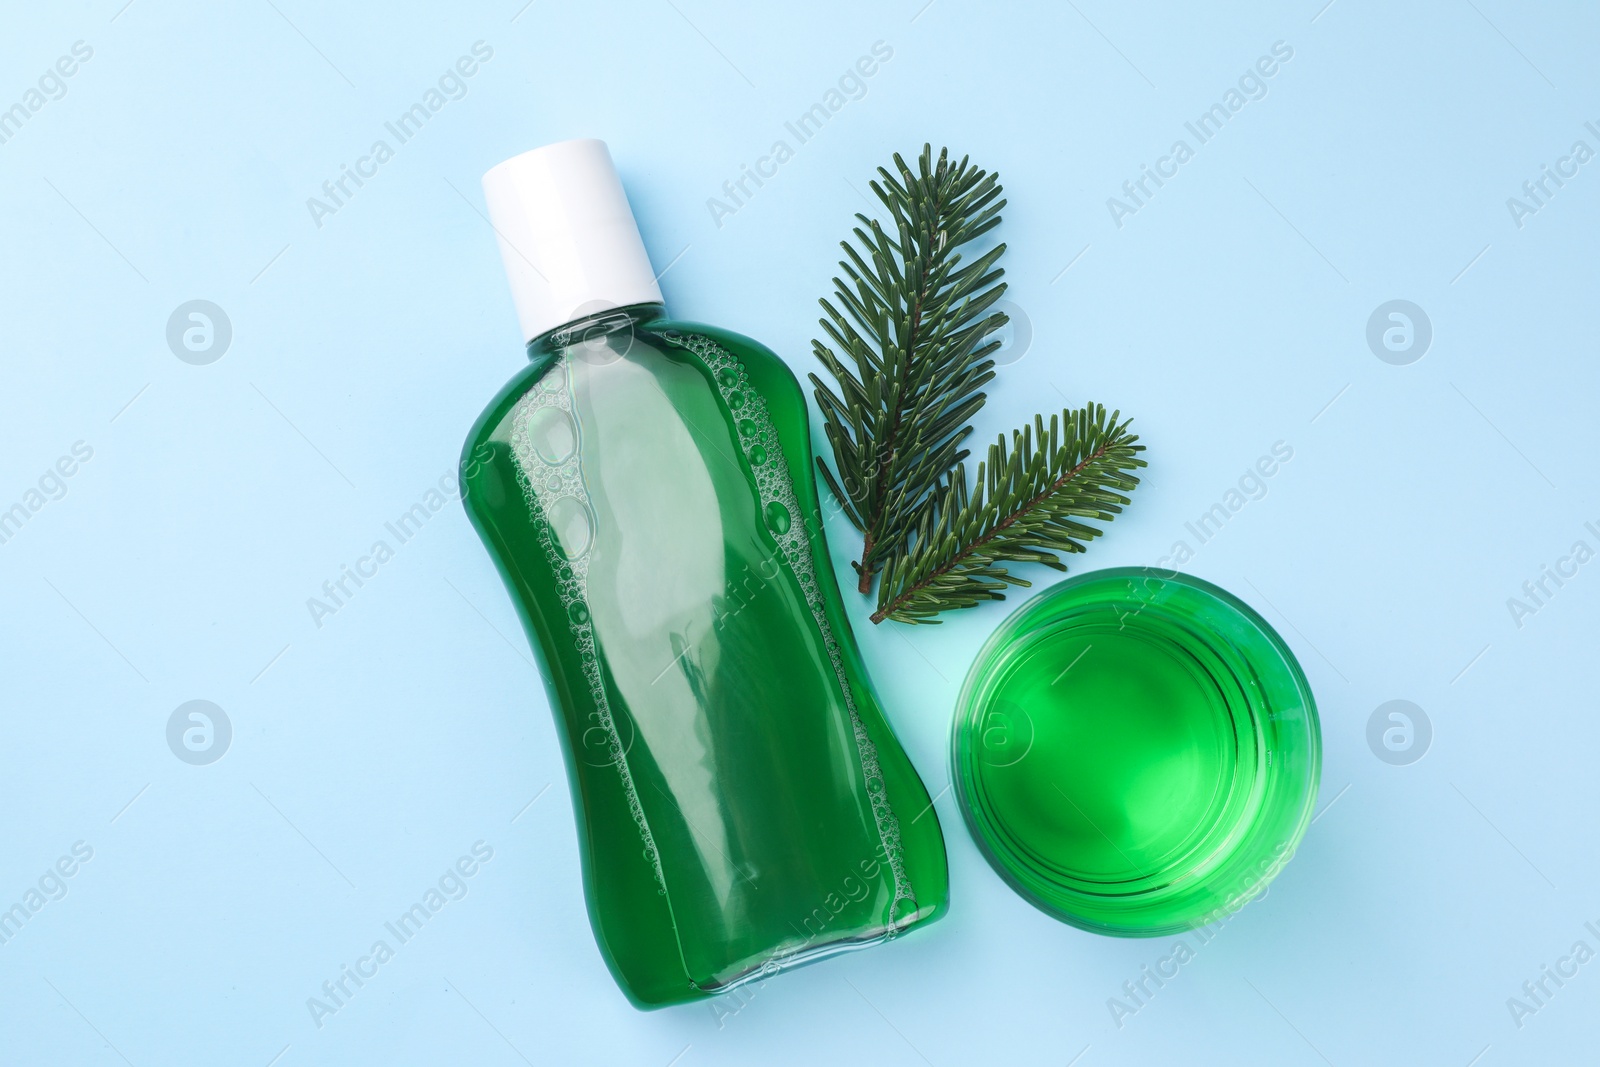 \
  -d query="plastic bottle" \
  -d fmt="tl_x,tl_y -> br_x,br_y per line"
460,139 -> 948,1008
